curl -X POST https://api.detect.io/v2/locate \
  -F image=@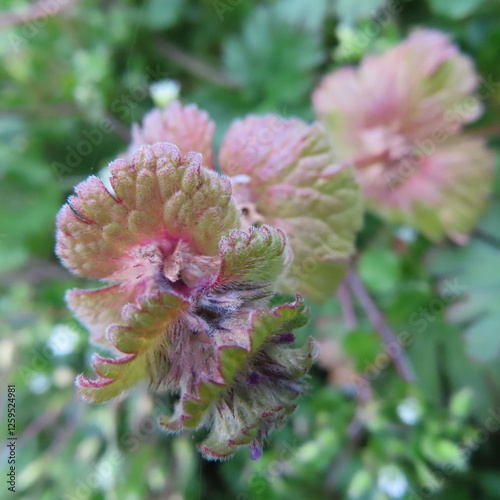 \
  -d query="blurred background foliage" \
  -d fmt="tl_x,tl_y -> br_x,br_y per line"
1,0 -> 500,499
